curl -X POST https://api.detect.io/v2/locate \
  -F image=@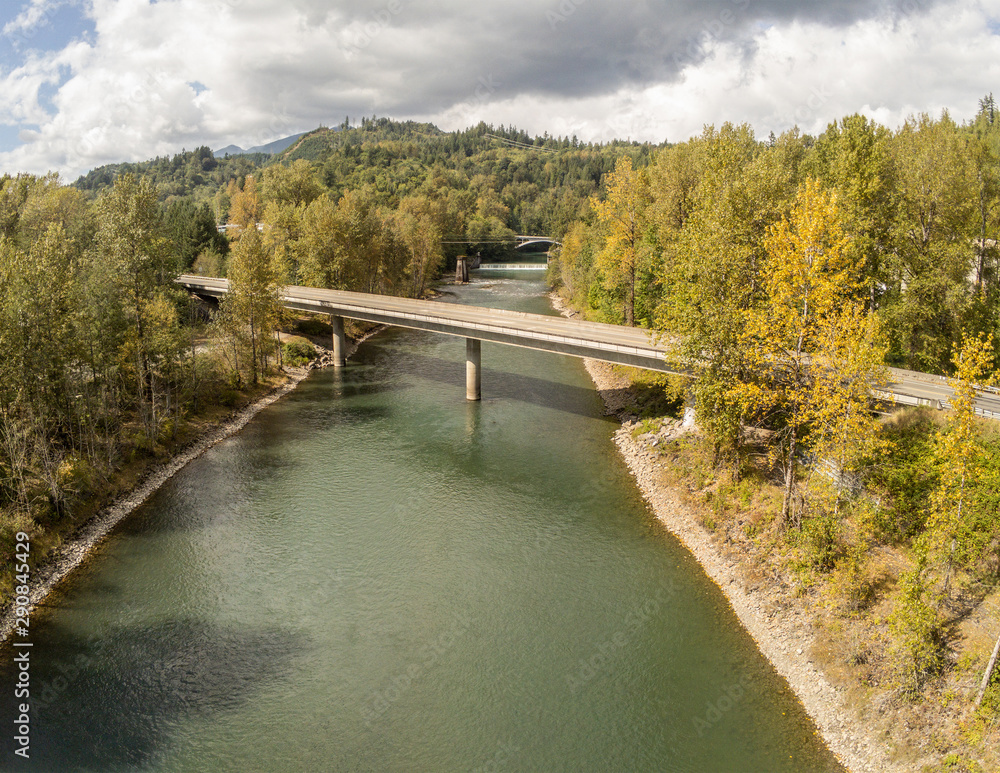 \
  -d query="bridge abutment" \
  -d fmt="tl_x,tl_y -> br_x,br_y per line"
331,315 -> 347,367
466,338 -> 481,401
